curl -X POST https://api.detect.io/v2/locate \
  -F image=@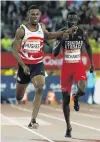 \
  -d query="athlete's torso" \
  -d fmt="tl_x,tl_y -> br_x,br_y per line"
19,23 -> 44,64
62,28 -> 84,63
